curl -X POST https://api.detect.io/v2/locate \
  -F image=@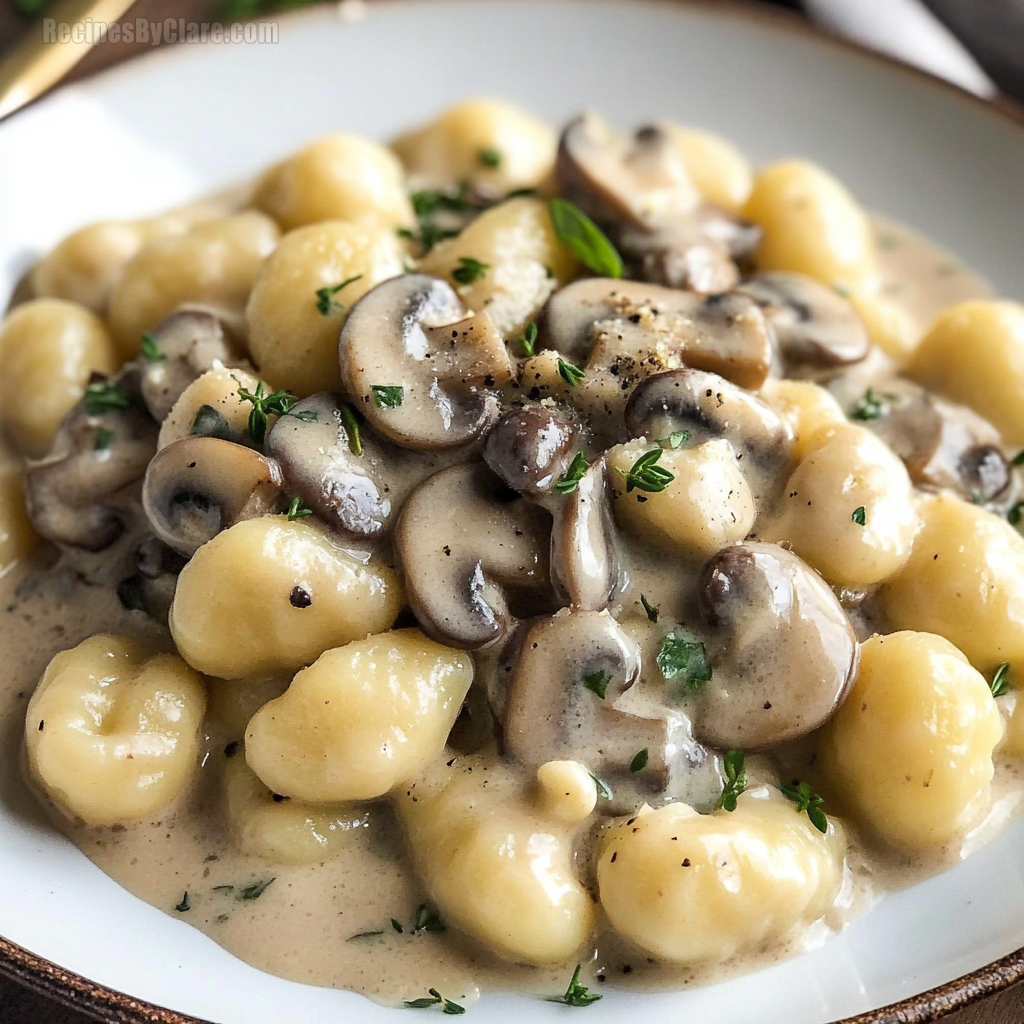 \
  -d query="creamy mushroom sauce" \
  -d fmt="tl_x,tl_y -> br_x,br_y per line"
2,106 -> 1021,1011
